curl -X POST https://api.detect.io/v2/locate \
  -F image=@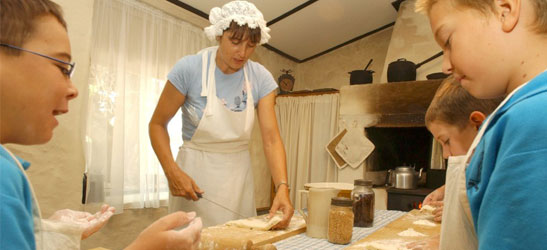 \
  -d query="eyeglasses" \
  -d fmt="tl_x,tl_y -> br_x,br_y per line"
0,43 -> 76,78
